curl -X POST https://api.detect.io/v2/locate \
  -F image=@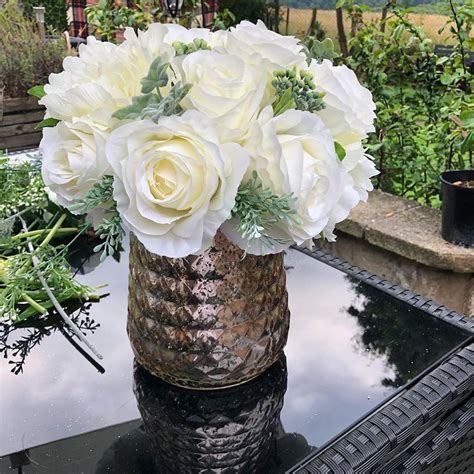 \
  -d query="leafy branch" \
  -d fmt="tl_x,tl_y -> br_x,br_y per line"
232,172 -> 301,250
70,176 -> 124,262
112,56 -> 192,123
